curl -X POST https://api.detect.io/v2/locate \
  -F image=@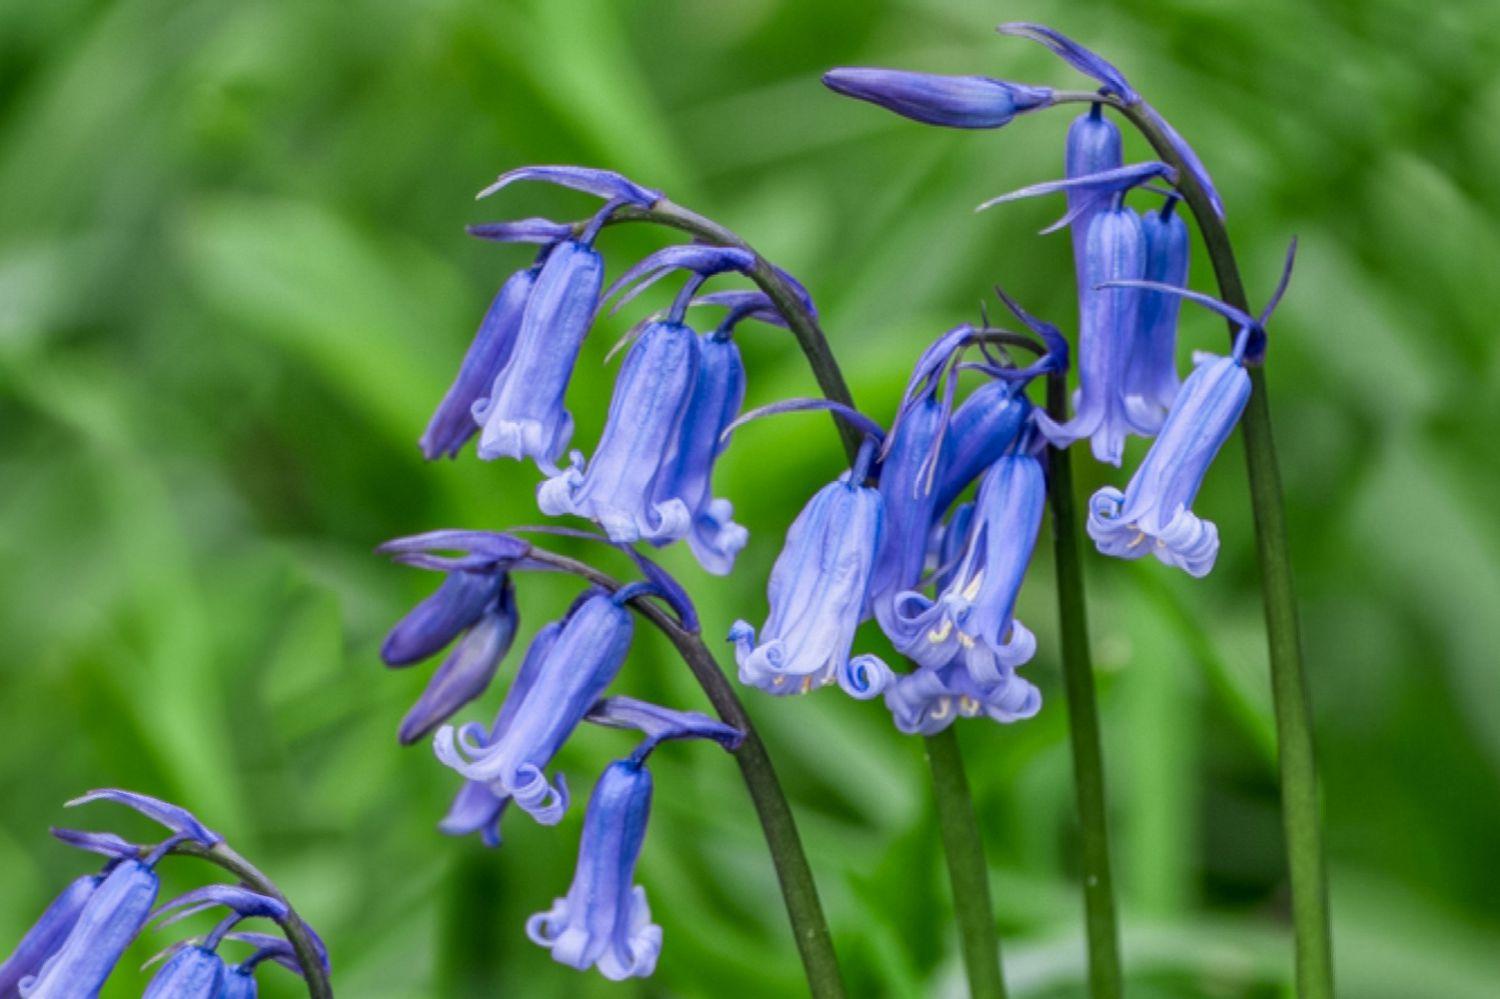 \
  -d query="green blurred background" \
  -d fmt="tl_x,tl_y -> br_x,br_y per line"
4,0 -> 1499,995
